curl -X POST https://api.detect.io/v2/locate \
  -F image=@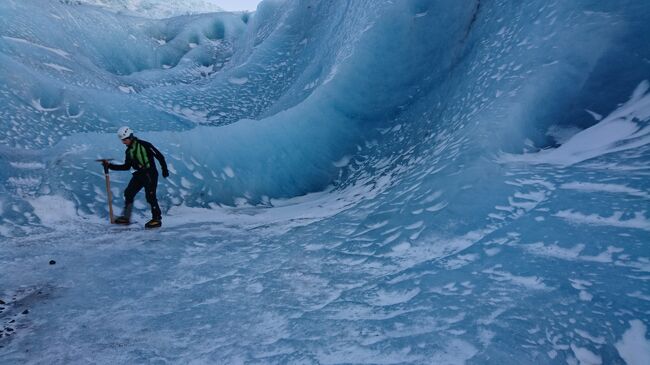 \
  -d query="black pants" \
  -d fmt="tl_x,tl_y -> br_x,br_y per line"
124,169 -> 161,220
